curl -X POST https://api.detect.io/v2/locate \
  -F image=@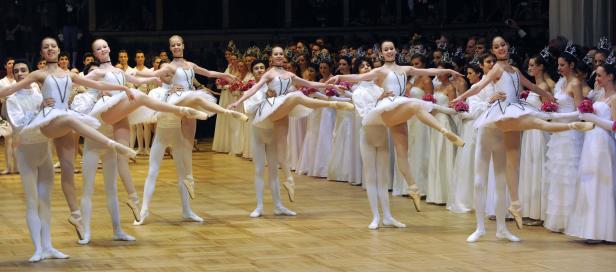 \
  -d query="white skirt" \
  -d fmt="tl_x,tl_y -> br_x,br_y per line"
363,96 -> 433,127
253,92 -> 313,129
89,89 -> 156,125
474,101 -> 536,128
23,107 -> 100,133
